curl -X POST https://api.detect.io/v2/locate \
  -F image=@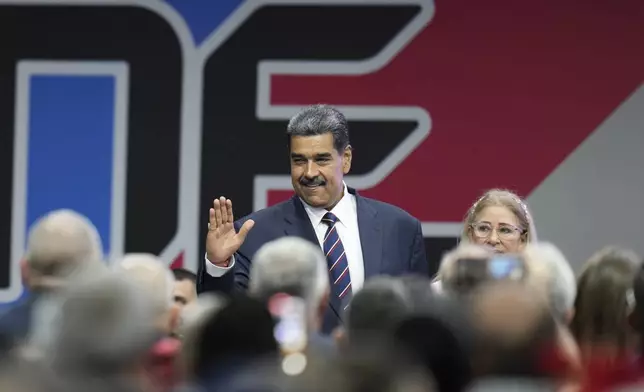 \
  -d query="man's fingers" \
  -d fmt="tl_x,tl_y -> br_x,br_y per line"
219,196 -> 228,223
226,199 -> 234,223
208,208 -> 216,230
237,219 -> 255,242
213,198 -> 223,227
